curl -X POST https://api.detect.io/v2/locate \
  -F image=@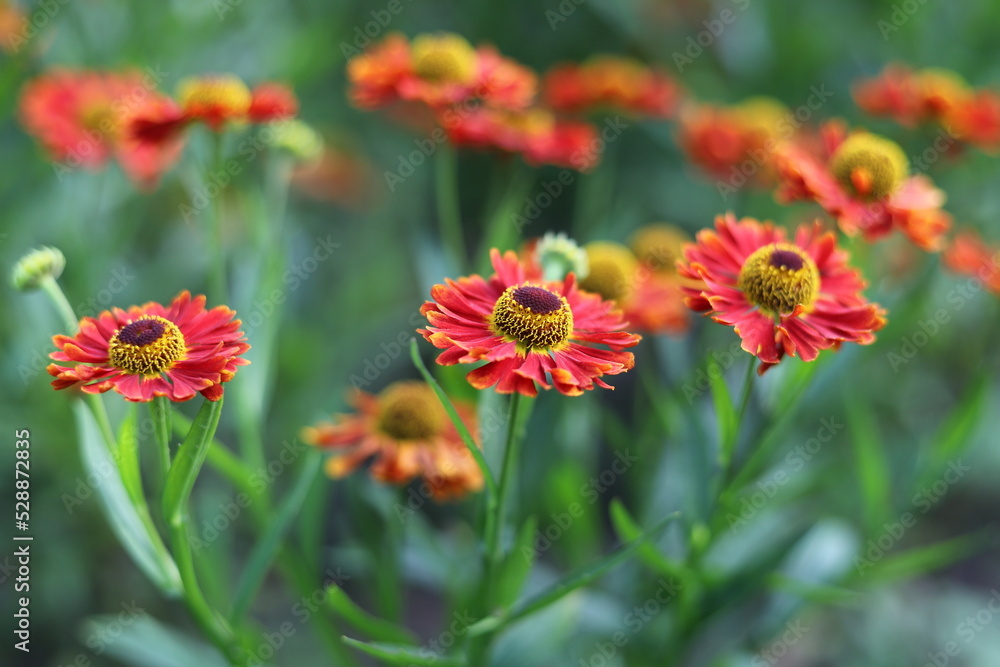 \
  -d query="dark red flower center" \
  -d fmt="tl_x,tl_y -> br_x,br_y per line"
512,286 -> 562,314
768,249 -> 805,271
376,382 -> 444,440
738,244 -> 820,315
108,316 -> 186,376
491,284 -> 574,351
